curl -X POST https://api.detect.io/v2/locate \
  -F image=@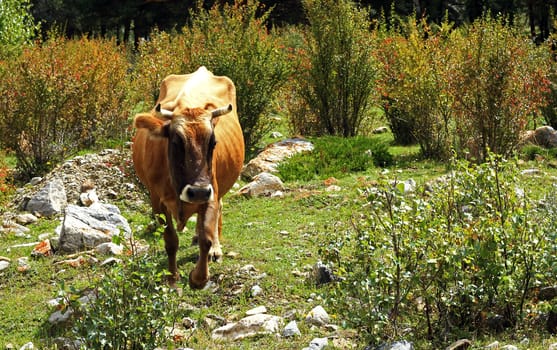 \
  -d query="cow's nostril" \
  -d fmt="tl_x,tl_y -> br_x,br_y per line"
180,185 -> 214,203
